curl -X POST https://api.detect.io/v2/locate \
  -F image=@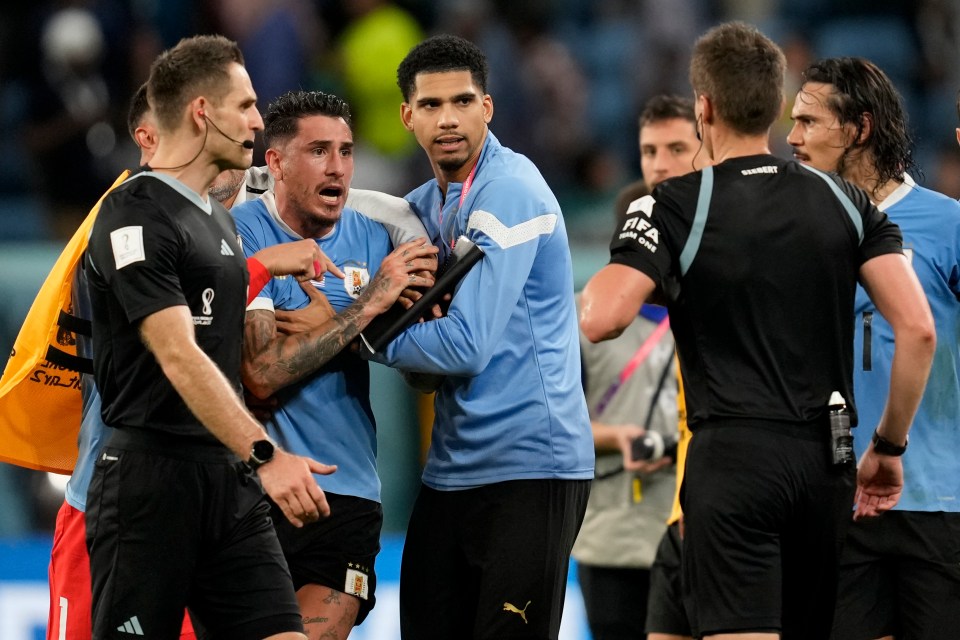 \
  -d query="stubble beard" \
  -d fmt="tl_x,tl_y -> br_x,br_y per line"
437,154 -> 468,174
291,195 -> 342,239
